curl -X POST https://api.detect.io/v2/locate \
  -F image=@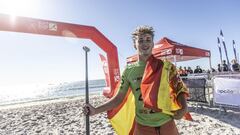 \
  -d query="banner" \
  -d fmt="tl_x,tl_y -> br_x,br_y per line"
213,77 -> 240,106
